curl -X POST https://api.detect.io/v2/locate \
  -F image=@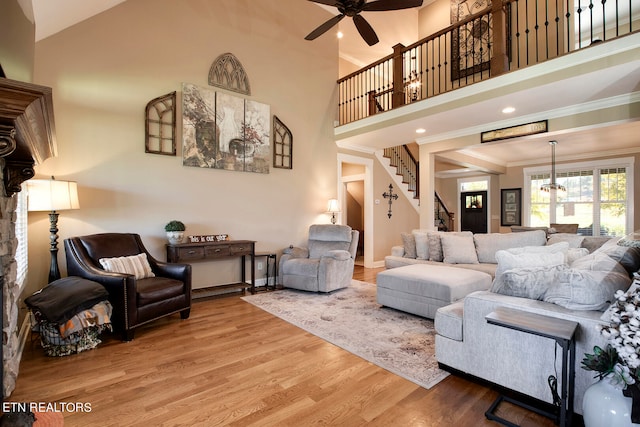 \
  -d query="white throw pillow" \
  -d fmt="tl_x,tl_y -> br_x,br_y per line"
547,233 -> 585,248
441,233 -> 479,264
507,241 -> 569,255
99,253 -> 155,279
412,229 -> 429,260
494,250 -> 566,280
